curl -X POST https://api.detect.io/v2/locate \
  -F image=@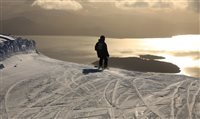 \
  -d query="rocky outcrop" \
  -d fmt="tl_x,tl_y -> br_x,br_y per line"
0,35 -> 36,61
